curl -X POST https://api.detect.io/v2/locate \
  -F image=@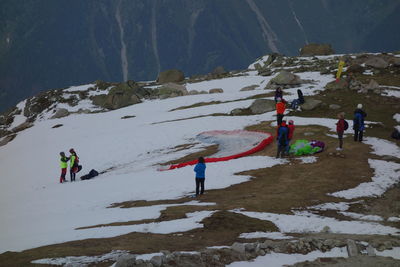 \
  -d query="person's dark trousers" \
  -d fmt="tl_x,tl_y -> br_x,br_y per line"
354,130 -> 363,142
277,114 -> 284,126
70,170 -> 76,181
195,178 -> 205,195
338,132 -> 343,148
276,145 -> 286,158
